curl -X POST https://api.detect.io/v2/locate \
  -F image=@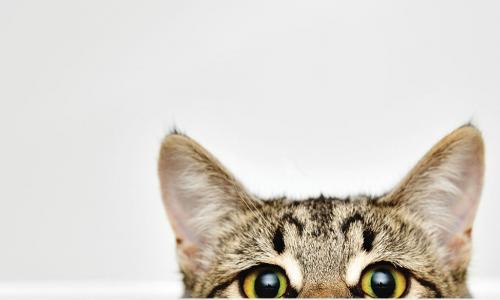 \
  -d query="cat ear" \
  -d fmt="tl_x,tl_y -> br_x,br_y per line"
383,125 -> 485,267
158,133 -> 258,273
